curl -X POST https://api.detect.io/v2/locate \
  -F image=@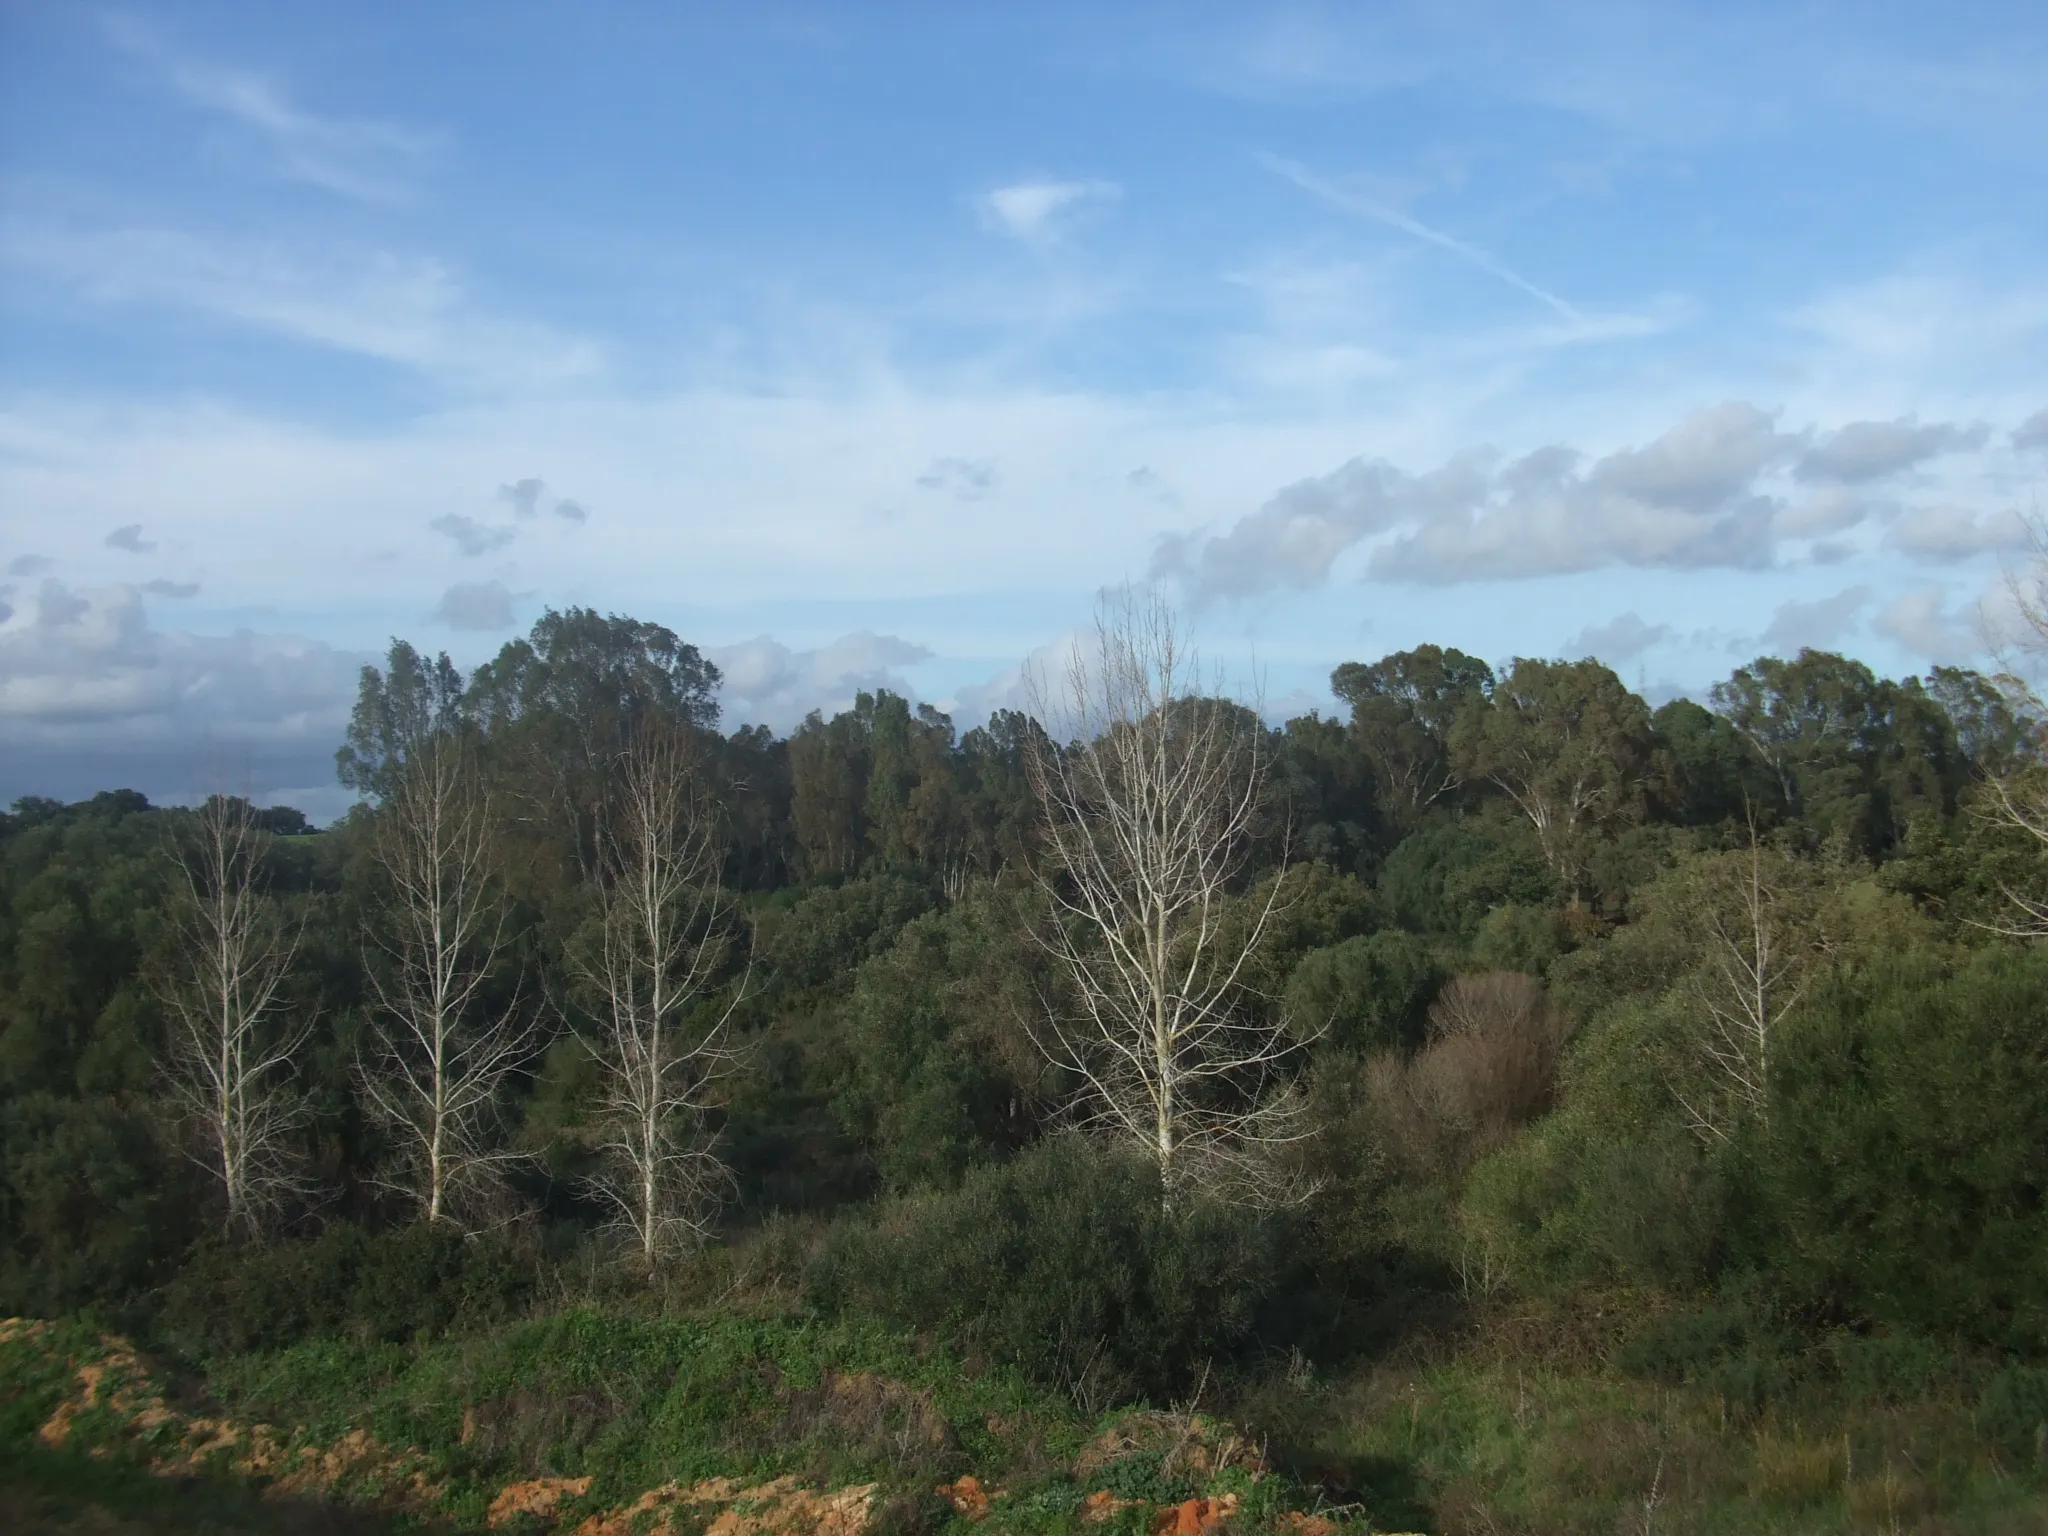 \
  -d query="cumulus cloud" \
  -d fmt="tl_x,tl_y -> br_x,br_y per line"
1569,612 -> 1672,663
915,457 -> 999,499
105,523 -> 156,553
1161,402 -> 1802,596
1795,415 -> 1982,483
1762,586 -> 1870,652
1886,504 -> 2030,561
1157,402 -> 2038,600
979,179 -> 1119,242
429,513 -> 515,557
1775,485 -> 1882,539
710,632 -> 934,732
553,498 -> 588,523
2012,407 -> 2048,451
430,581 -> 516,631
1873,587 -> 1978,663
0,579 -> 362,749
142,578 -> 200,598
8,555 -> 52,577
